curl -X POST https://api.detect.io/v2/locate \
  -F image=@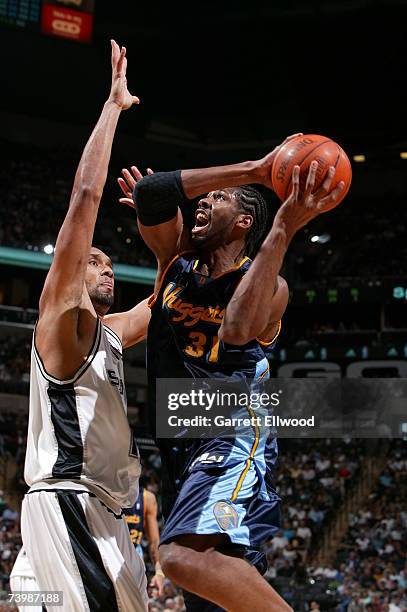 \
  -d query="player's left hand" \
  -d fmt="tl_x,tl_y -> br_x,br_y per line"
117,166 -> 154,209
150,572 -> 165,597
274,161 -> 345,240
254,133 -> 303,190
108,40 -> 140,110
